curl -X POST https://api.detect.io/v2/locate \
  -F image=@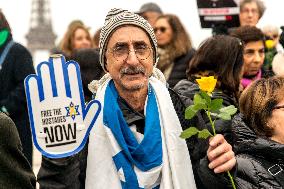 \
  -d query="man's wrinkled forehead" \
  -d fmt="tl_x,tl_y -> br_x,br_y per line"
107,25 -> 152,48
111,41 -> 149,48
